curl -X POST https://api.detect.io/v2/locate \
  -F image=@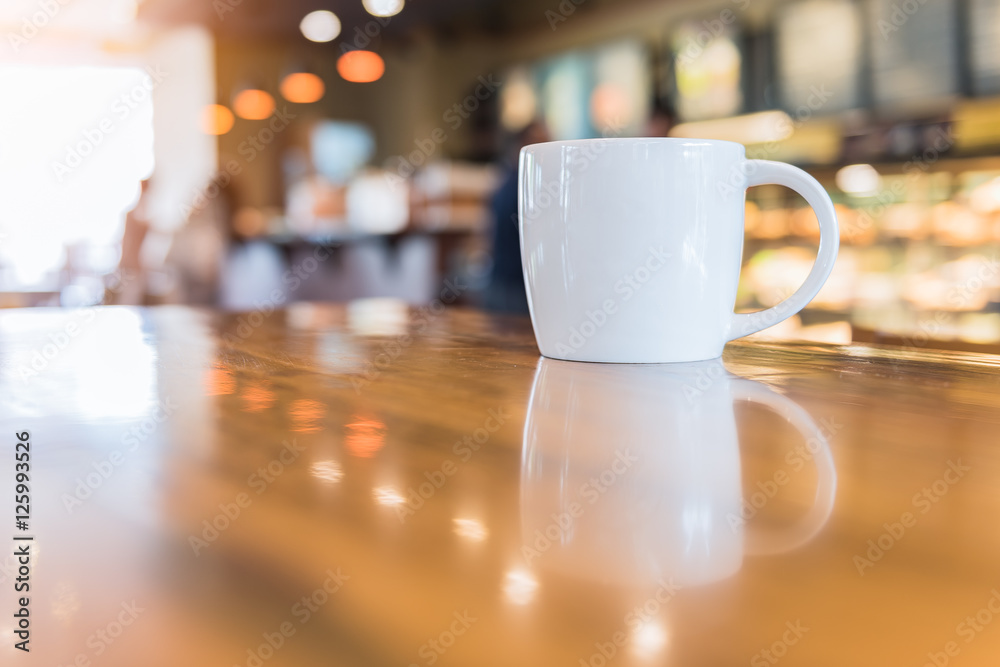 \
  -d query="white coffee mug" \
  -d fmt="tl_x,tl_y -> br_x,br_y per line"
520,358 -> 838,587
518,138 -> 839,363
